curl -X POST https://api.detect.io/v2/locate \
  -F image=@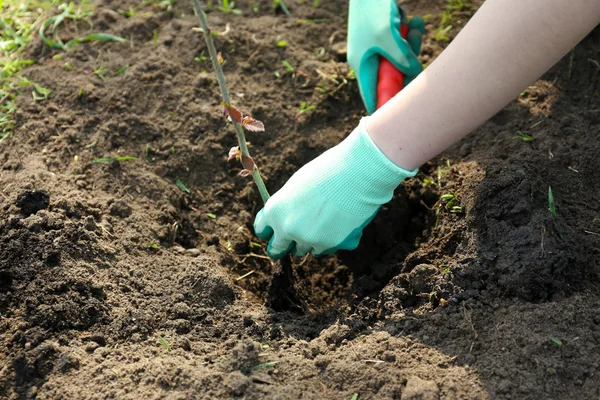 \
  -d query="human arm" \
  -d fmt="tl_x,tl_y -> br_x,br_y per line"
253,0 -> 600,259
367,0 -> 600,170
